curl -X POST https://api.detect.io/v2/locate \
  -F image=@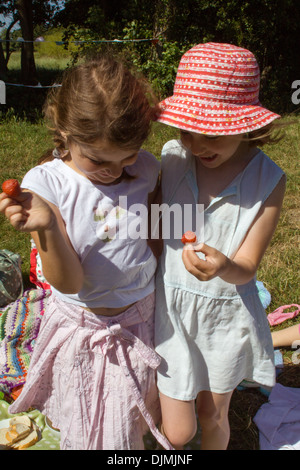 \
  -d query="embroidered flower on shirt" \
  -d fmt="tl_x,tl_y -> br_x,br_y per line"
94,203 -> 126,242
